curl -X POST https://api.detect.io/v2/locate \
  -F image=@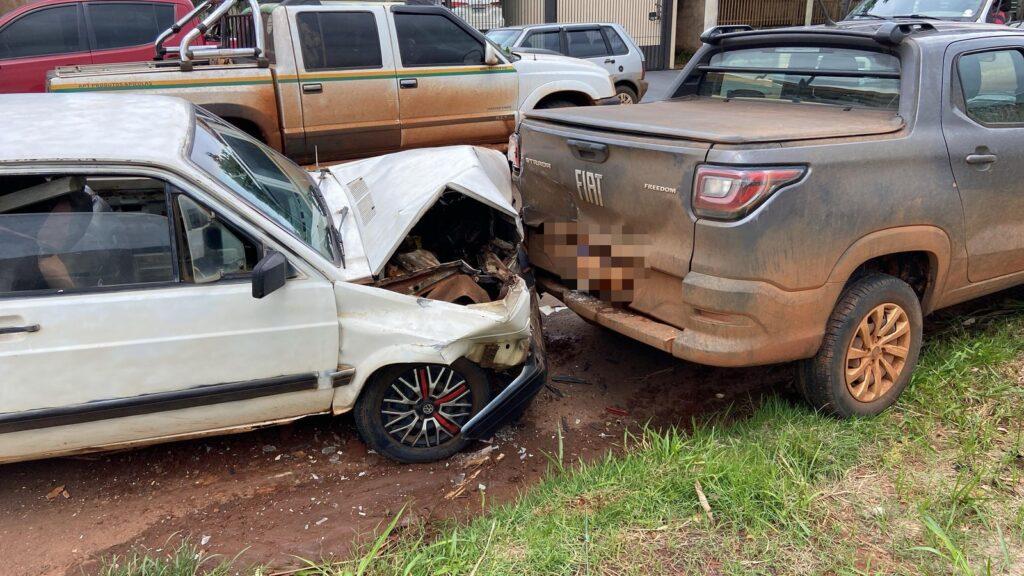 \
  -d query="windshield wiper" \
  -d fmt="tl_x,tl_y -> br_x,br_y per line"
847,13 -> 888,20
314,169 -> 348,268
891,13 -> 941,19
